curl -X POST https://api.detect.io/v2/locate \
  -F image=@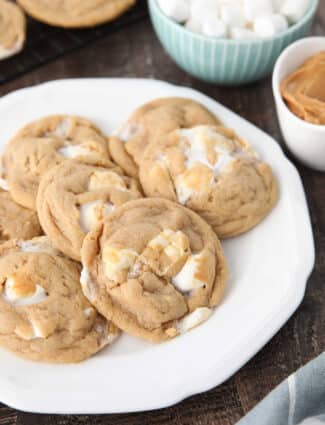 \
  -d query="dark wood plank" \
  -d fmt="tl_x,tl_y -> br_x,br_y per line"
0,3 -> 325,425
